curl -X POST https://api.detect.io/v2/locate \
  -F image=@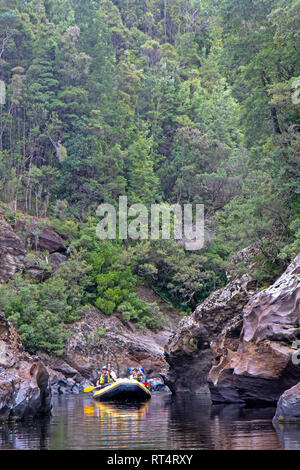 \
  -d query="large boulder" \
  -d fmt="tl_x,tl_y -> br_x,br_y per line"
209,253 -> 300,404
0,314 -> 52,420
29,226 -> 64,253
14,217 -> 65,254
273,382 -> 300,423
